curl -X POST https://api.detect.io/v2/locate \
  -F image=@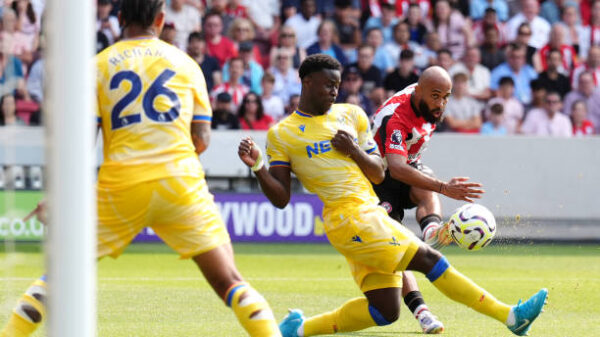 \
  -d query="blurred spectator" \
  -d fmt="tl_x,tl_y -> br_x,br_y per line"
422,31 -> 442,67
337,65 -> 373,116
364,0 -> 398,44
261,72 -> 285,121
480,103 -> 507,135
365,27 -> 394,73
285,94 -> 300,116
426,0 -> 472,59
281,1 -> 299,23
228,18 -> 263,66
238,92 -> 273,130
269,25 -> 306,69
0,94 -> 24,126
534,24 -> 578,74
225,0 -> 248,19
97,0 -> 120,46
442,72 -> 483,133
539,0 -> 570,25
571,46 -> 600,89
187,32 -> 221,92
211,92 -> 240,130
203,11 -> 237,67
587,0 -> 600,50
563,71 -> 599,127
159,22 -> 177,45
0,36 -> 29,100
480,25 -> 506,70
470,0 -> 509,22
333,0 -> 361,61
210,57 -> 249,109
384,21 -> 427,69
486,77 -> 524,134
383,49 -> 419,96
436,48 -> 454,71
269,48 -> 302,104
521,91 -> 572,137
11,0 -> 40,50
558,3 -> 589,59
243,0 -> 281,44
344,93 -> 361,106
222,41 -> 263,95
473,8 -> 508,47
207,0 -> 235,31
404,3 -> 428,45
449,47 -> 492,101
97,30 -> 110,53
571,101 -> 594,137
537,49 -> 572,98
285,0 -> 321,49
506,0 -> 550,49
1,8 -> 34,65
26,55 -> 42,102
349,45 -> 384,100
570,99 -> 595,136
490,43 -> 538,104
306,20 -> 348,66
514,22 -> 537,66
527,79 -> 547,111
